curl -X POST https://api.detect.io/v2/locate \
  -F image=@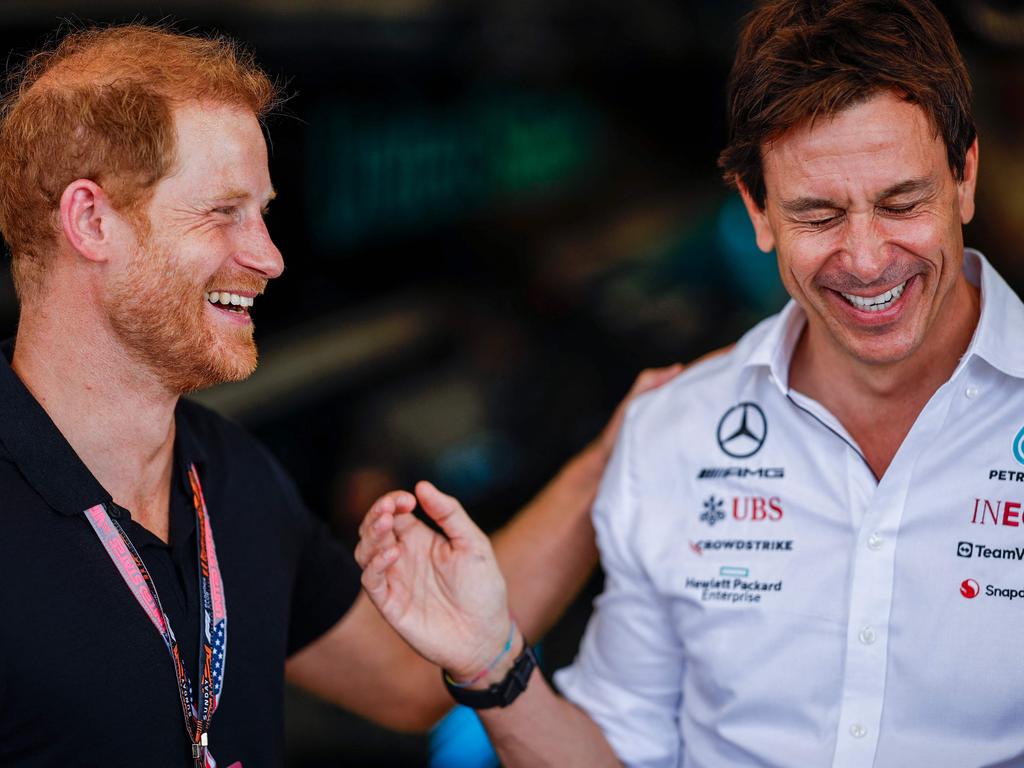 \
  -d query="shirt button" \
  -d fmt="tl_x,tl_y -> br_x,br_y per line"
858,626 -> 876,645
965,386 -> 979,399
850,723 -> 868,739
867,533 -> 883,550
